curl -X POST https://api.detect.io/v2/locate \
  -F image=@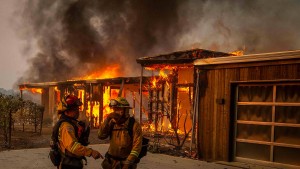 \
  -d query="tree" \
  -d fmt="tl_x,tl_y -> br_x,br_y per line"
0,94 -> 23,148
